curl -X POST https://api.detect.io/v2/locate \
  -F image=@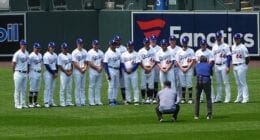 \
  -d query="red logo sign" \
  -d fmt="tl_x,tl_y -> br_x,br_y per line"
136,19 -> 166,38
